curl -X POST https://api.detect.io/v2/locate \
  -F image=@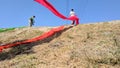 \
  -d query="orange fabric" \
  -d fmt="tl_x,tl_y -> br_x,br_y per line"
0,26 -> 64,52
